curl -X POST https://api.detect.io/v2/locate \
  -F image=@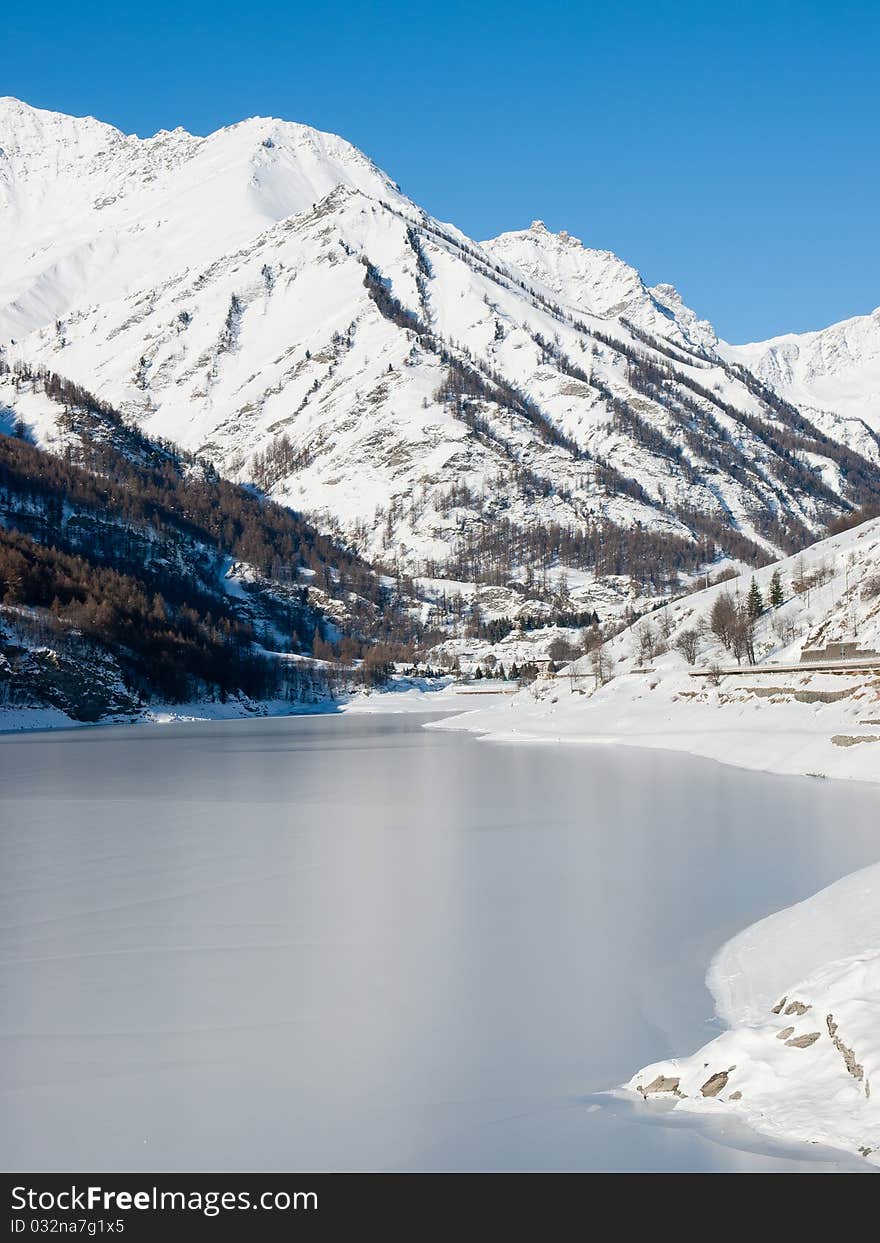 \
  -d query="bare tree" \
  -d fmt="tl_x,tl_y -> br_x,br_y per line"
581,626 -> 604,655
731,612 -> 756,665
709,591 -> 738,650
634,622 -> 658,664
548,636 -> 581,664
657,608 -> 675,641
675,628 -> 701,665
771,614 -> 801,645
591,645 -> 612,688
862,574 -> 880,601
